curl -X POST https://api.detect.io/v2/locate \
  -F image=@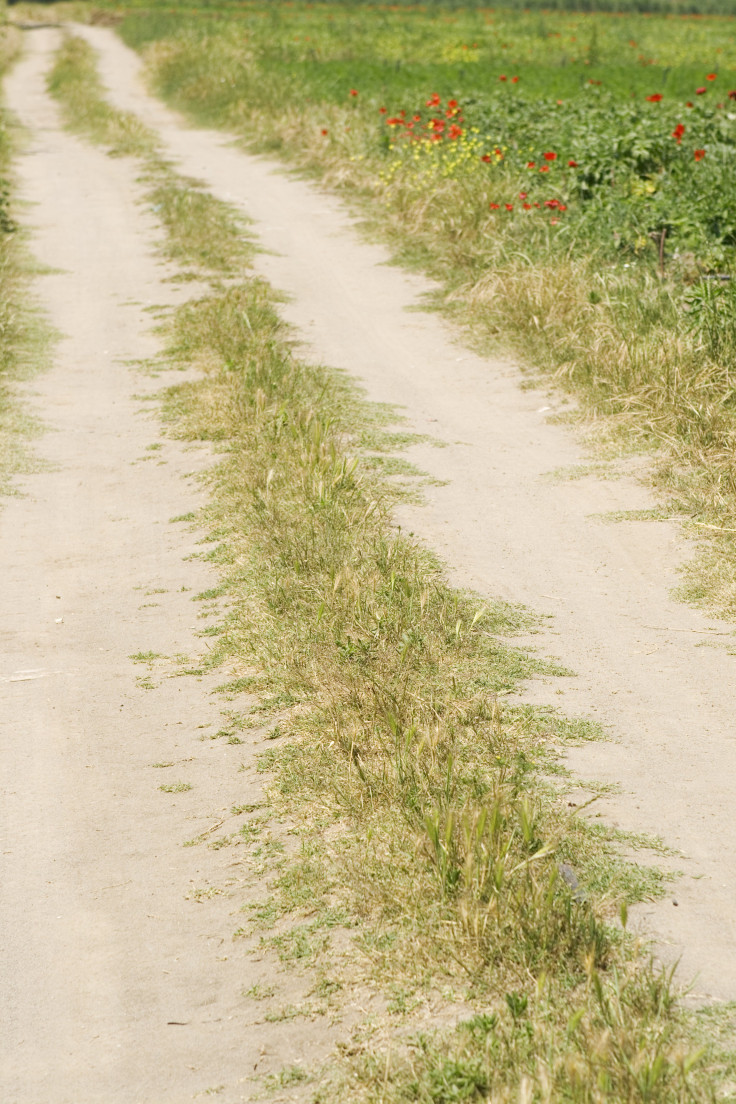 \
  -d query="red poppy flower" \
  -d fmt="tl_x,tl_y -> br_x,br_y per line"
526,161 -> 536,169
494,148 -> 503,159
544,199 -> 559,208
672,123 -> 685,143
646,93 -> 663,102
489,203 -> 500,209
321,128 -> 328,136
729,90 -> 736,100
447,99 -> 459,109
426,93 -> 441,107
550,218 -> 560,225
706,73 -> 717,80
694,148 -> 706,160
523,203 -> 532,210
349,89 -> 358,97
512,76 -> 520,83
696,87 -> 706,95
686,101 -> 694,108
379,107 -> 387,114
448,124 -> 463,140
386,117 -> 402,126
539,165 -> 549,173
481,153 -> 492,163
499,74 -> 507,81
543,151 -> 557,161
519,192 -> 528,199
568,159 -> 578,168
505,203 -> 514,211
558,204 -> 567,211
